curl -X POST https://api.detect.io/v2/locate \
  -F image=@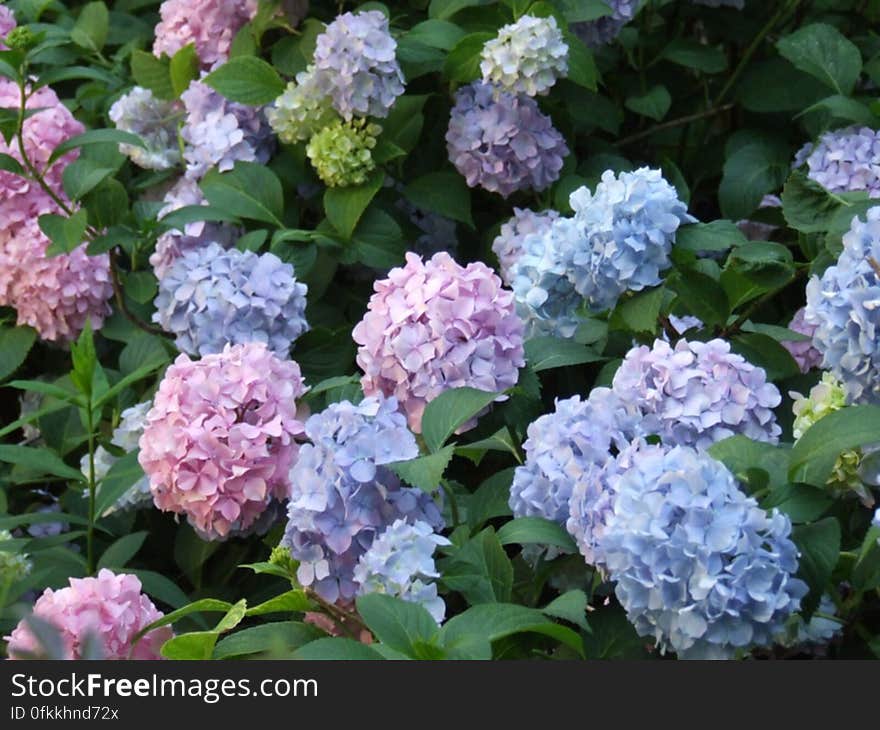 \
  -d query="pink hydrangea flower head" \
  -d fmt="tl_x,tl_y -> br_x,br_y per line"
153,0 -> 258,69
4,569 -> 172,660
0,79 -> 84,205
0,205 -> 113,342
781,307 -> 822,374
139,342 -> 307,540
352,251 -> 525,432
